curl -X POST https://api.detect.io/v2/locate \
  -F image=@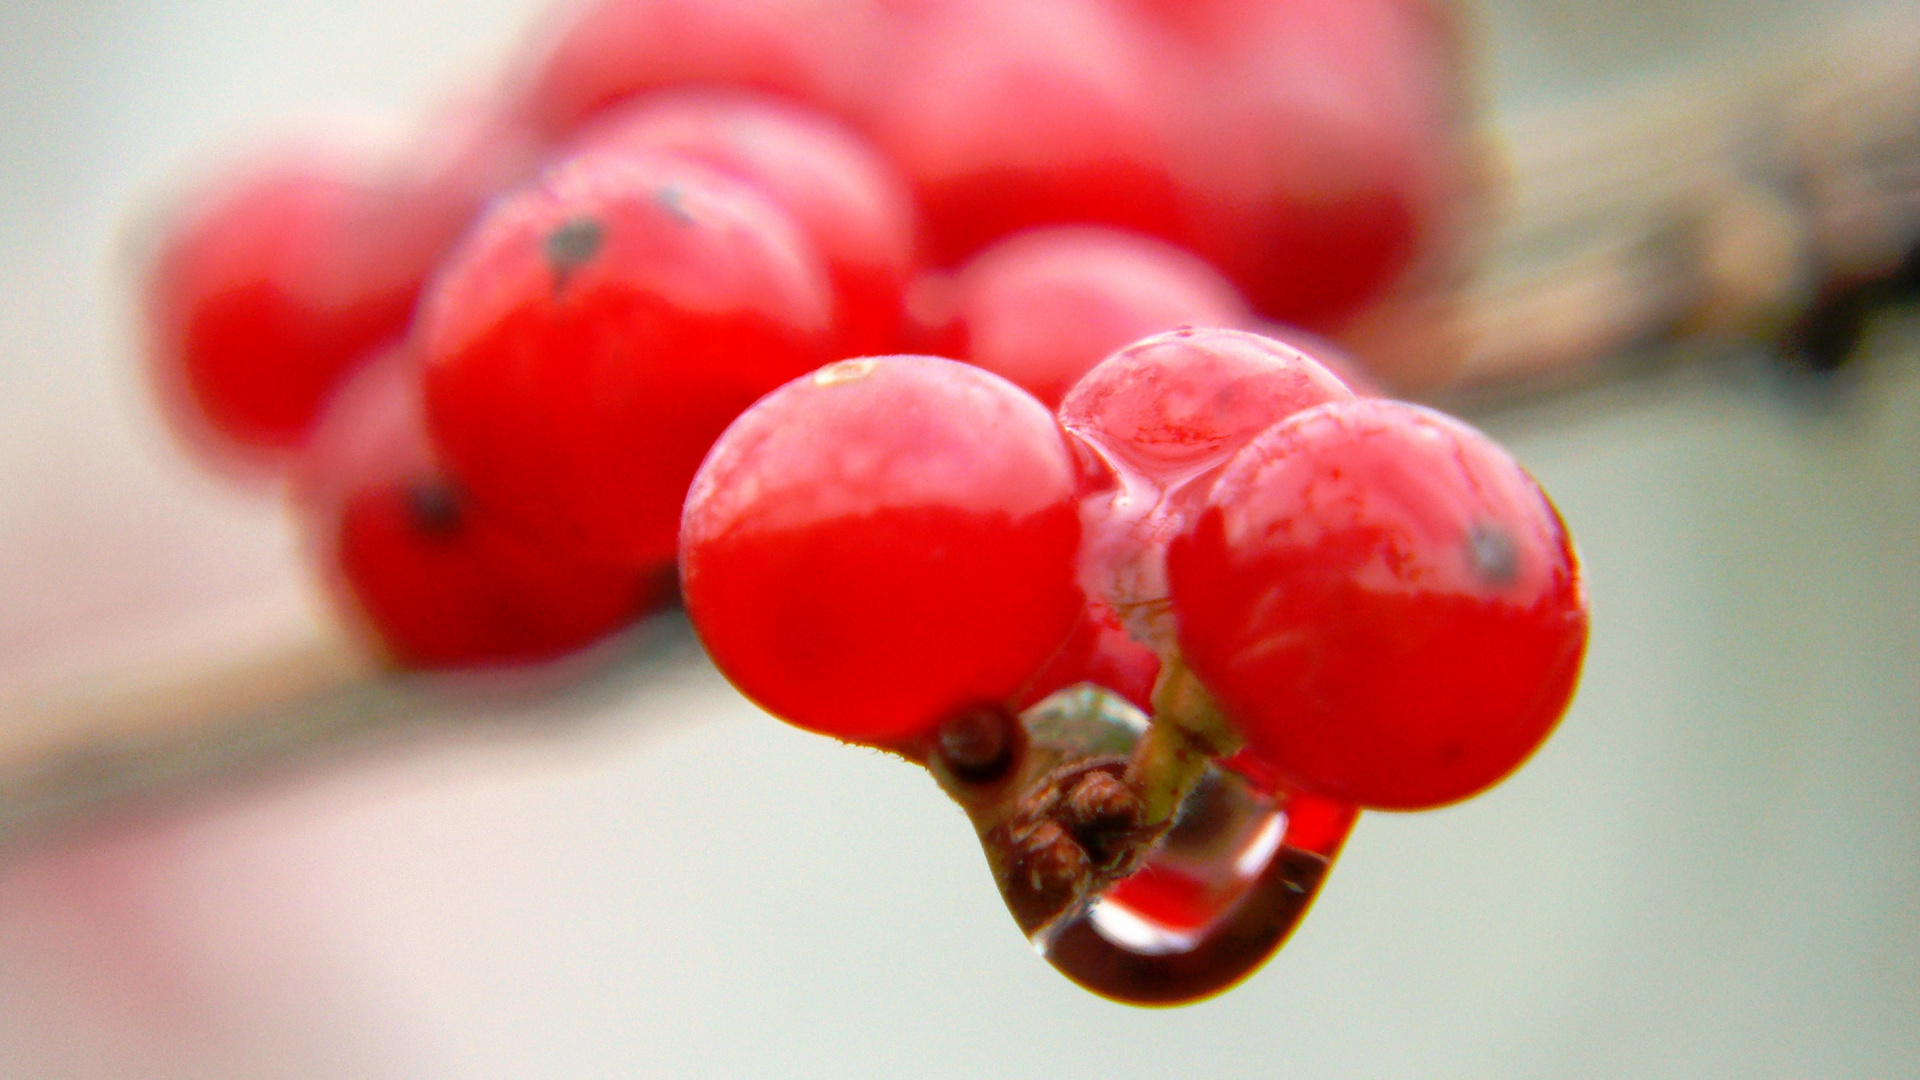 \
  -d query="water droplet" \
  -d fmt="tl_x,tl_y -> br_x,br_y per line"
929,685 -> 1356,1006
